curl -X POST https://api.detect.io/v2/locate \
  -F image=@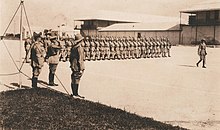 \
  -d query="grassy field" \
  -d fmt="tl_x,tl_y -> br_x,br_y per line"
0,88 -> 186,130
